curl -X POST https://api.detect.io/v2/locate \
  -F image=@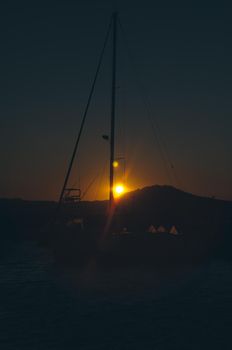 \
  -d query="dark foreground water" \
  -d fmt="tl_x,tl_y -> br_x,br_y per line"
0,239 -> 232,350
